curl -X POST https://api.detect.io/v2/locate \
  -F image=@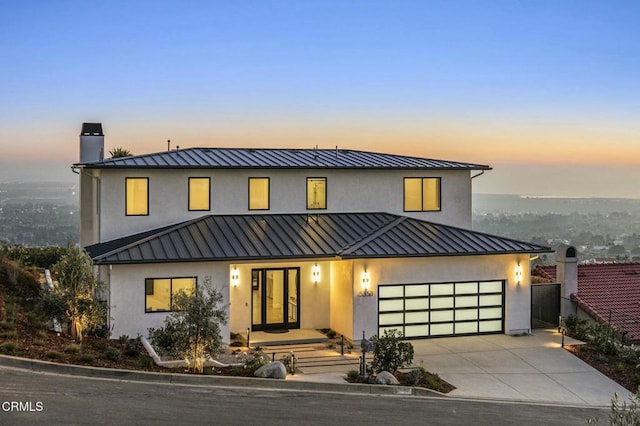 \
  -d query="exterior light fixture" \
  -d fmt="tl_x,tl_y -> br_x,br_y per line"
515,264 -> 523,285
312,264 -> 321,284
231,267 -> 240,287
360,270 -> 373,297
